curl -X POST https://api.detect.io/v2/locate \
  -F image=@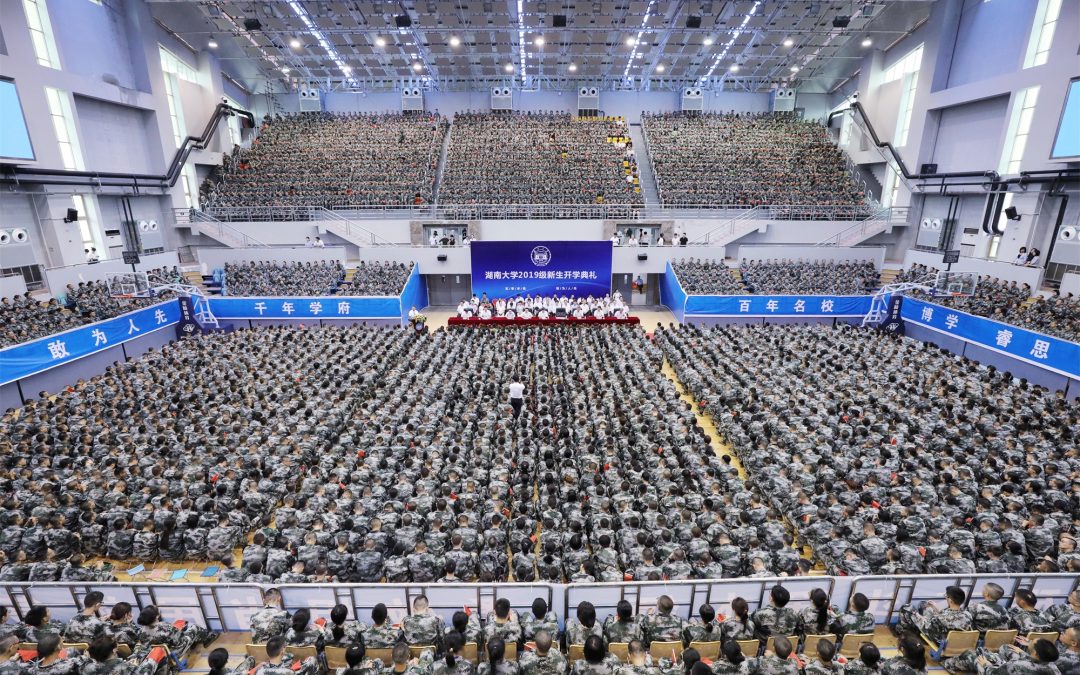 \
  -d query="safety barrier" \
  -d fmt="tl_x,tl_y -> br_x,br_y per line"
2,574 -> 1075,633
